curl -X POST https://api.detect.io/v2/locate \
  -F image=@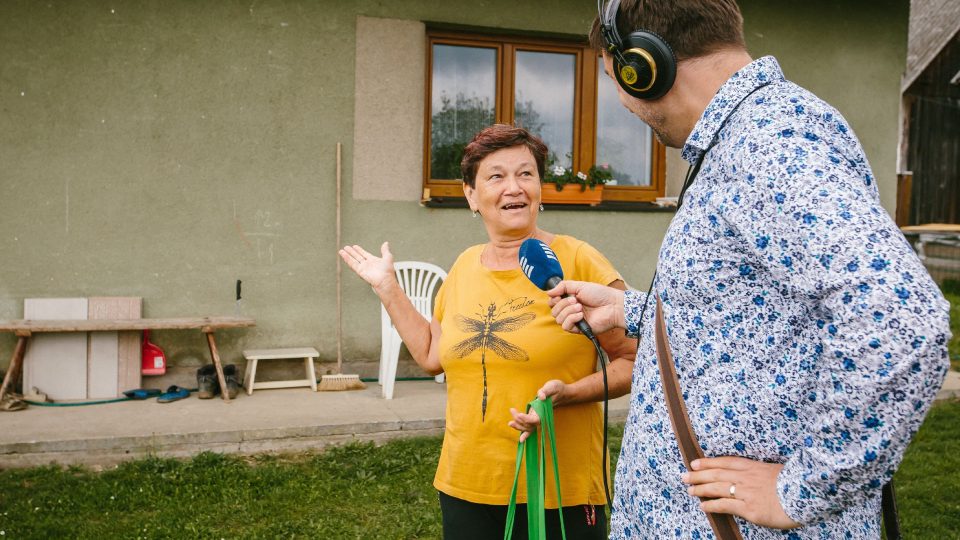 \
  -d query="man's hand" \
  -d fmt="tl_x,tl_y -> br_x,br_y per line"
547,280 -> 625,335
681,456 -> 801,530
